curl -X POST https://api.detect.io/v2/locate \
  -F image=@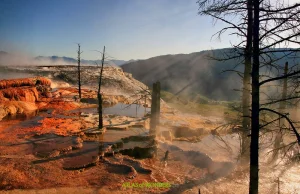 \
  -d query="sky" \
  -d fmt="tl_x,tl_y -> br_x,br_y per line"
0,0 -> 243,60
